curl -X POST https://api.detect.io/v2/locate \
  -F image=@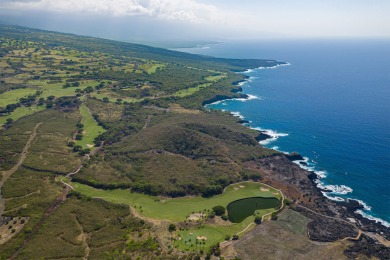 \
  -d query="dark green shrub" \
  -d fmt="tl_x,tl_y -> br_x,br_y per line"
254,216 -> 262,224
168,224 -> 176,232
212,205 -> 226,216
